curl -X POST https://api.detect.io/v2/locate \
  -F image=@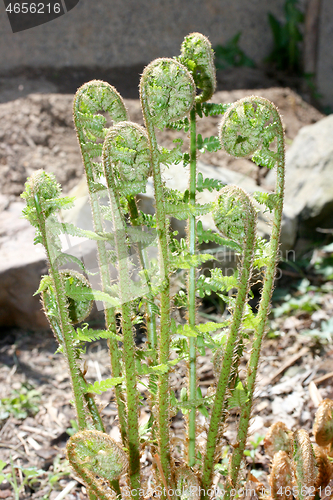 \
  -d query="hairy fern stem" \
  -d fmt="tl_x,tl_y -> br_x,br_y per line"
201,187 -> 257,495
103,133 -> 141,497
188,106 -> 198,467
223,97 -> 285,495
73,81 -> 128,445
